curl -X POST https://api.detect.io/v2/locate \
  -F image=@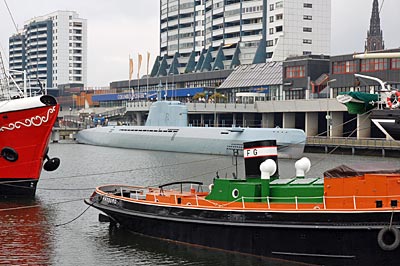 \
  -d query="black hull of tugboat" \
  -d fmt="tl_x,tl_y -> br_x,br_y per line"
86,198 -> 400,266
0,179 -> 38,198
